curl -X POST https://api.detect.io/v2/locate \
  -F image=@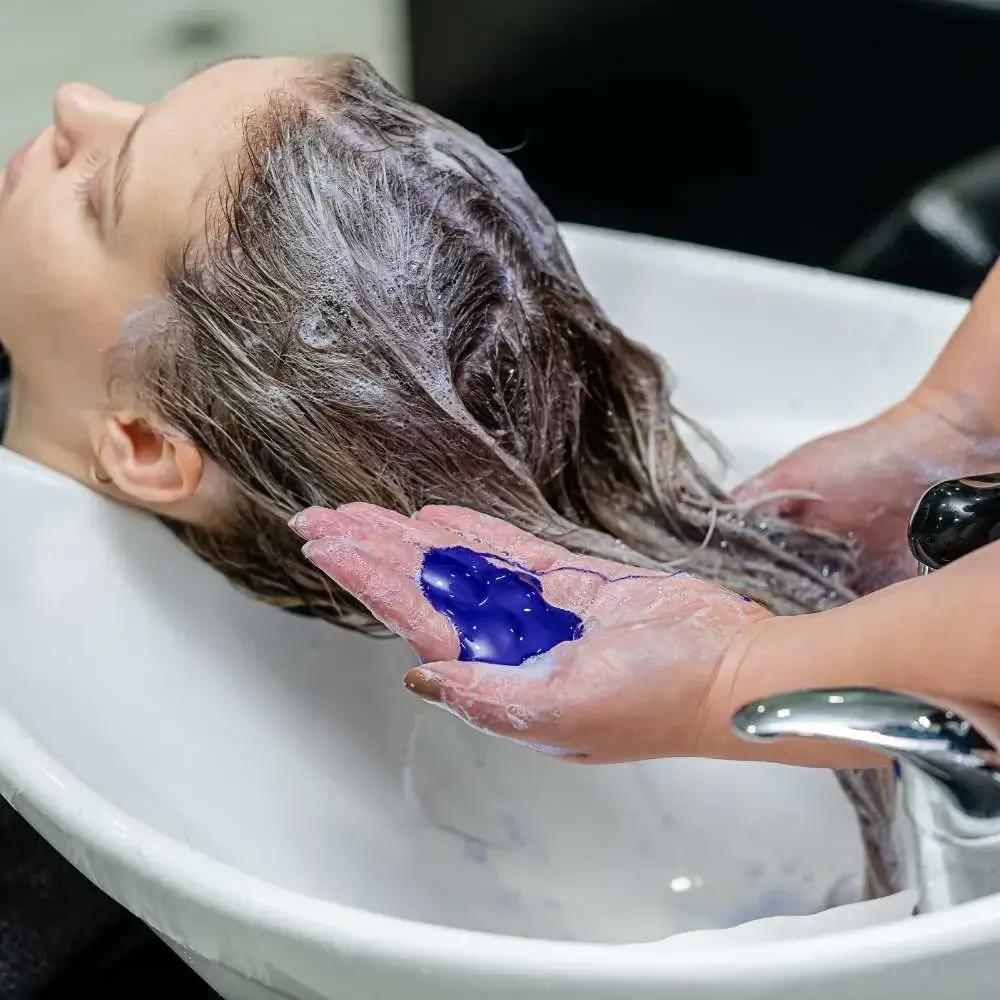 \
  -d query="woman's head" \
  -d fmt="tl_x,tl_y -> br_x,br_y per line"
0,57 -> 307,518
0,55 -> 856,627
